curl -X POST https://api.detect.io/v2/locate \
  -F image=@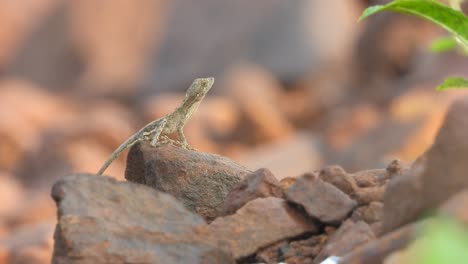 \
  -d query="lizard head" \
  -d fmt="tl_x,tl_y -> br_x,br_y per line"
186,77 -> 215,101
